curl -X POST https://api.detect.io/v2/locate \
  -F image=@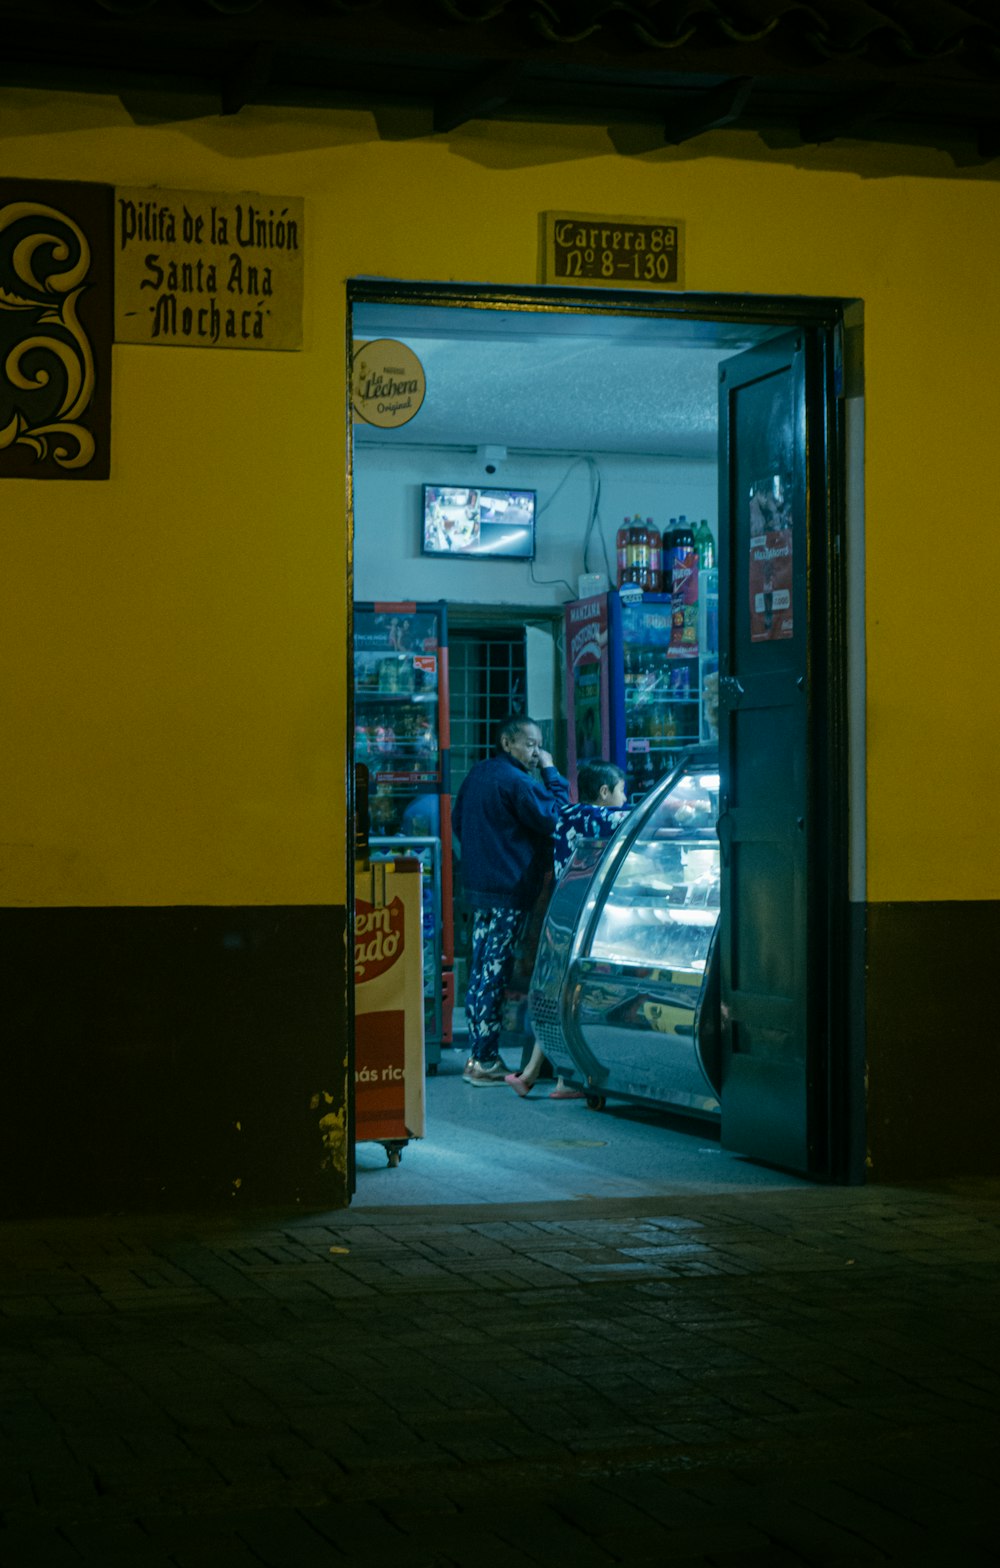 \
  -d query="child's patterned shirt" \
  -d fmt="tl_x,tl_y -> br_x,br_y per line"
553,802 -> 630,881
